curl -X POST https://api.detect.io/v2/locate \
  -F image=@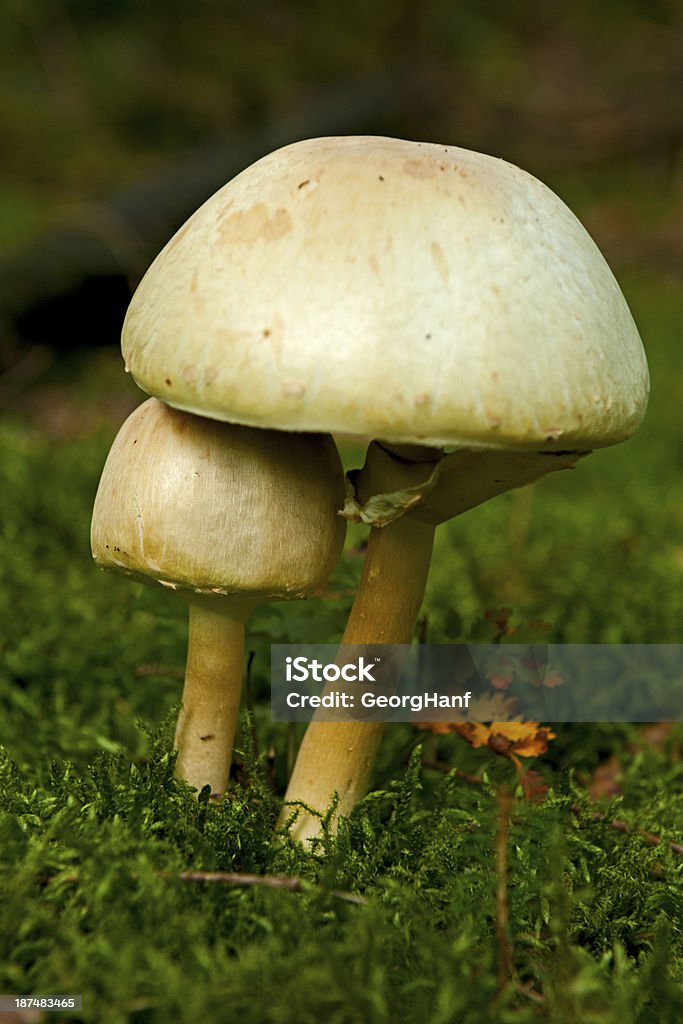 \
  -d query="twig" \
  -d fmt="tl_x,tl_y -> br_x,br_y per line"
37,868 -> 366,904
495,786 -> 515,993
493,787 -> 545,1007
176,870 -> 367,905
571,804 -> 683,856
